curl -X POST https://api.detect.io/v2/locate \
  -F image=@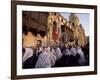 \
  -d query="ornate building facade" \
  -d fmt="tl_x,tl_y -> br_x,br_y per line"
69,13 -> 87,47
22,11 -> 87,48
